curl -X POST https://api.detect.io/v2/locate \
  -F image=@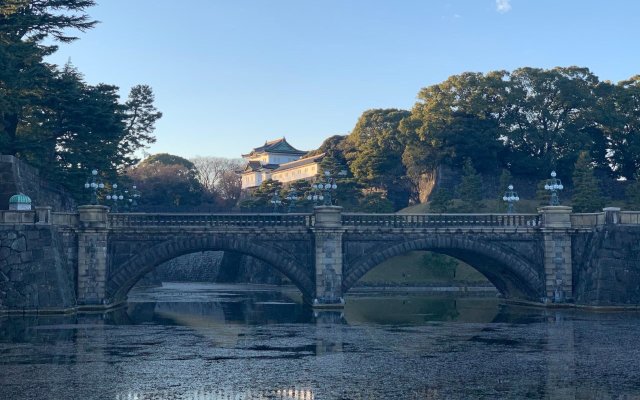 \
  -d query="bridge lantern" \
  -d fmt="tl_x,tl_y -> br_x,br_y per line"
8,193 -> 32,211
